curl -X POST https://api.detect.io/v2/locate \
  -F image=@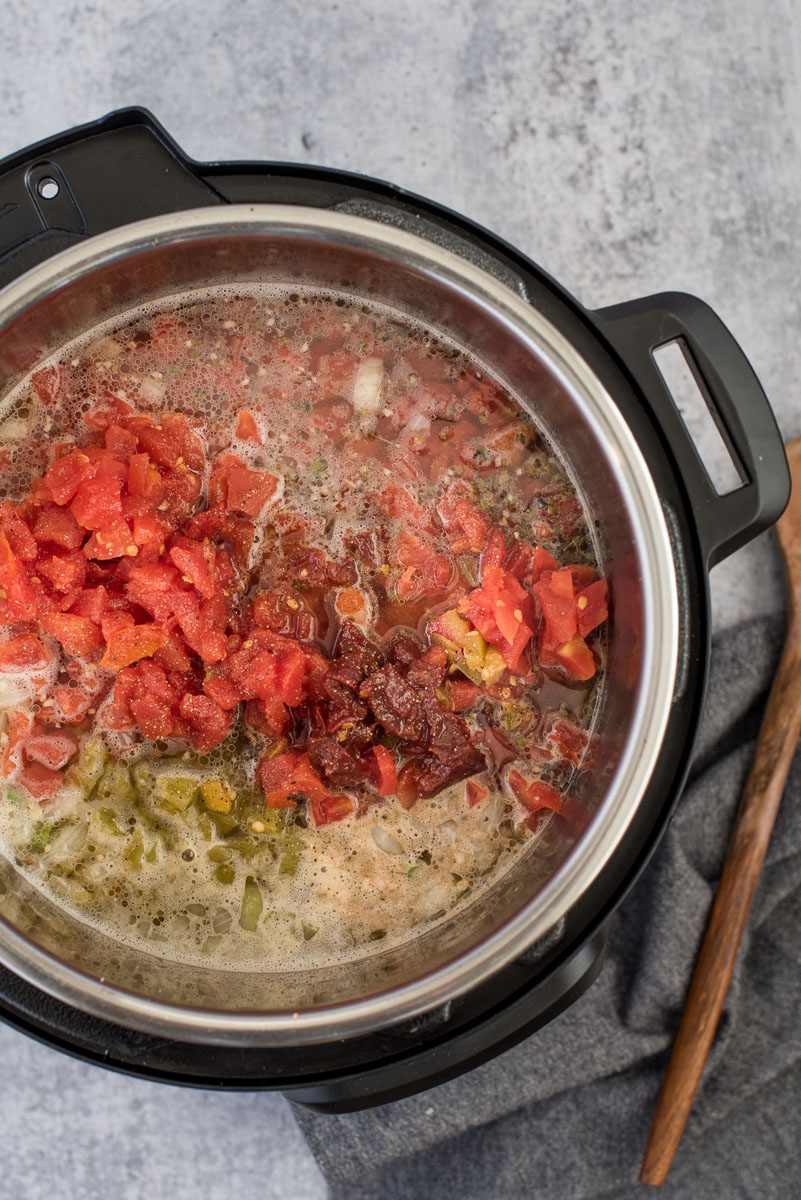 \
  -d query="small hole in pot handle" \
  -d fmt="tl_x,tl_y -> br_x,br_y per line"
652,340 -> 745,496
36,177 -> 60,200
